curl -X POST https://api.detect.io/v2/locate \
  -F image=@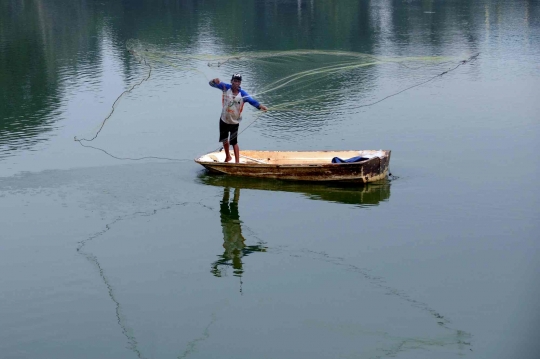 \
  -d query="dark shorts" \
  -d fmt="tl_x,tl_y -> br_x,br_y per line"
219,119 -> 239,145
